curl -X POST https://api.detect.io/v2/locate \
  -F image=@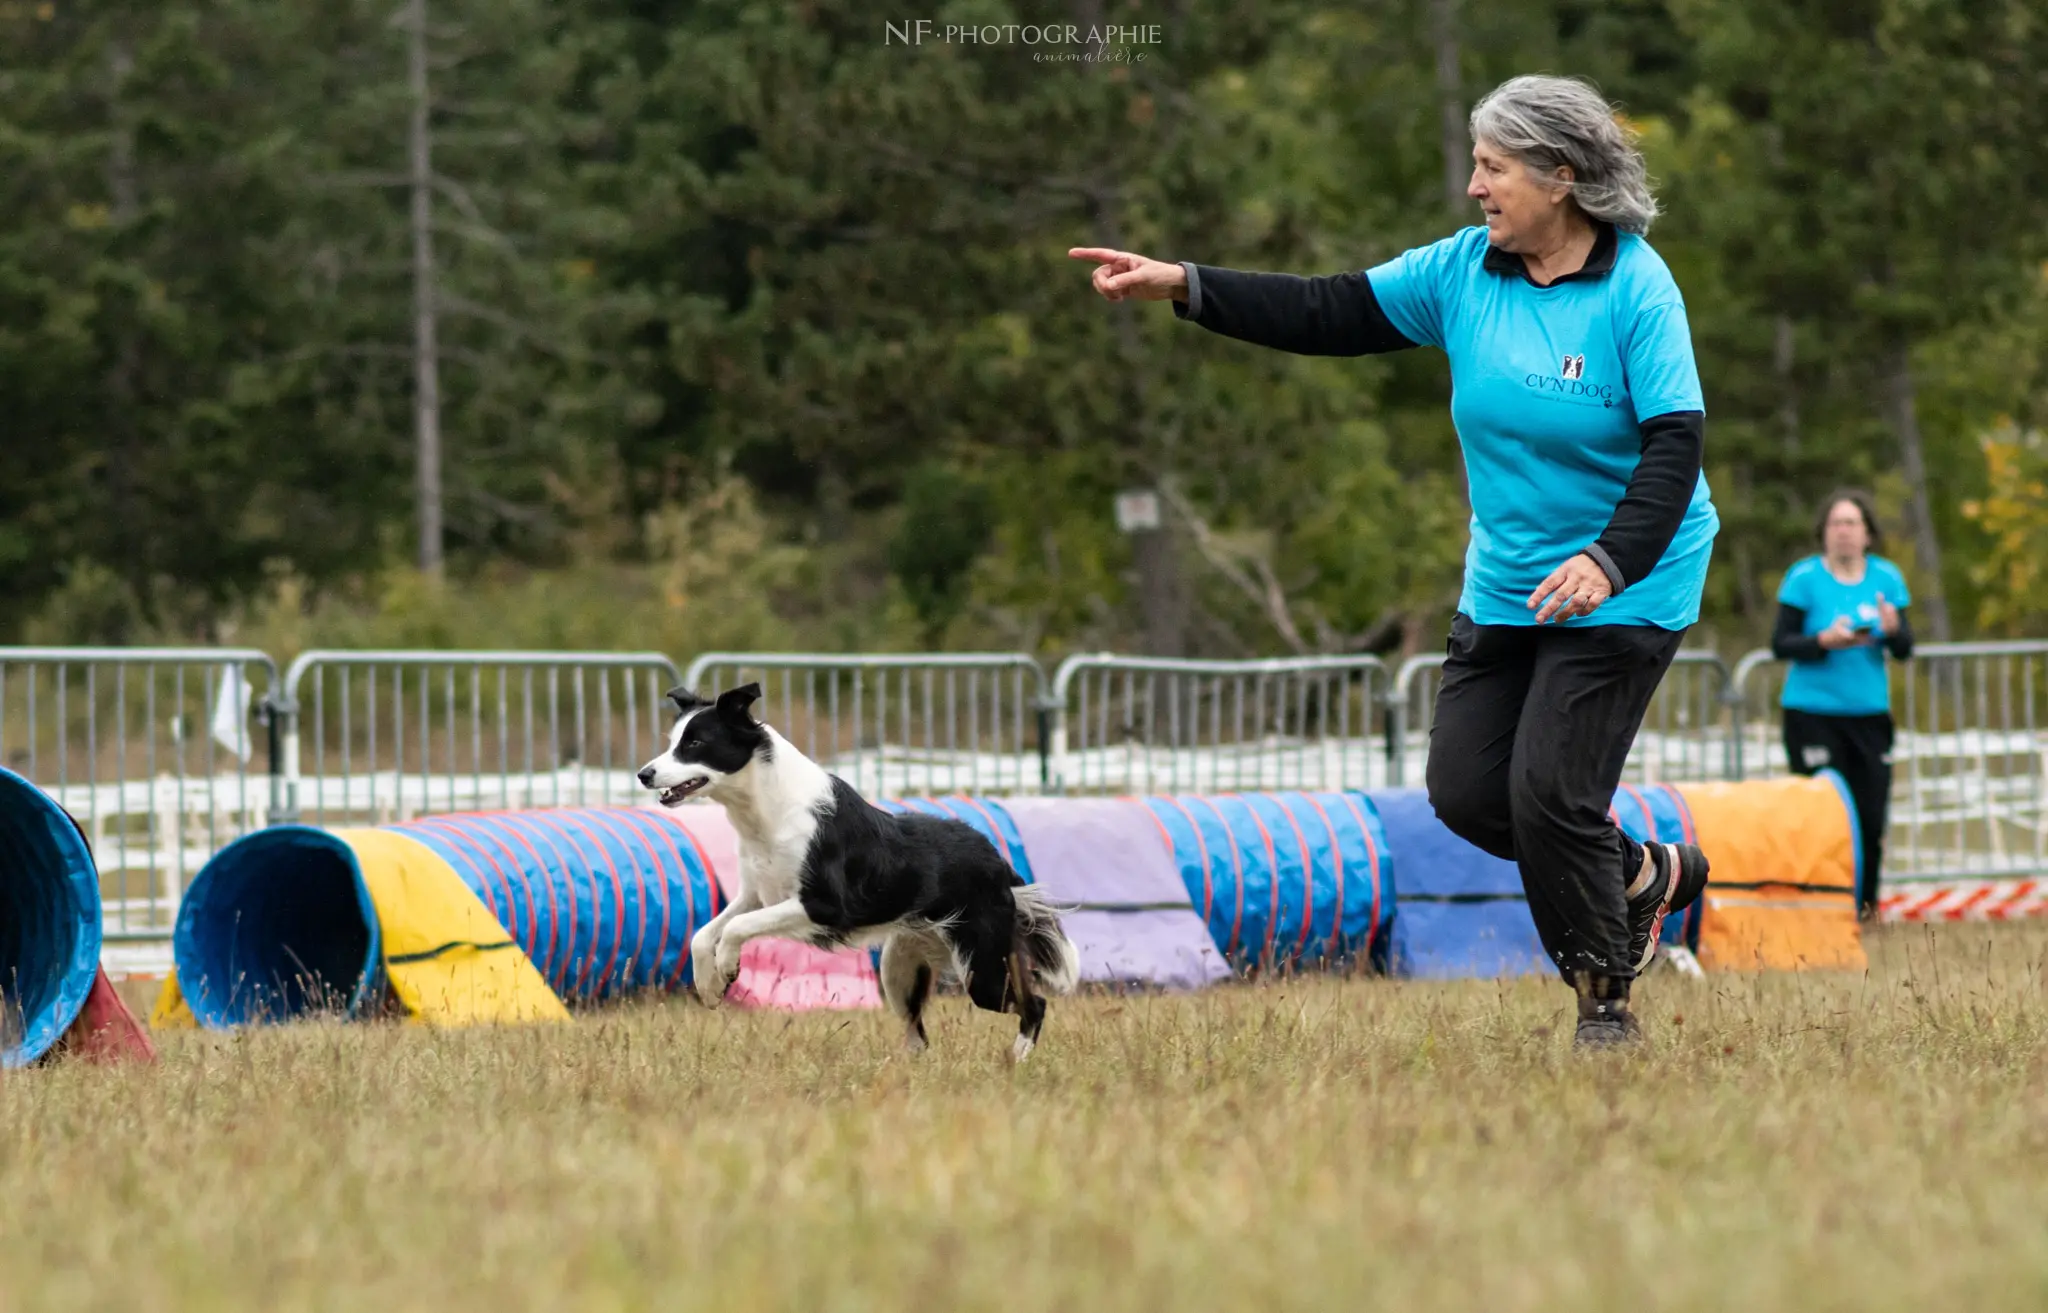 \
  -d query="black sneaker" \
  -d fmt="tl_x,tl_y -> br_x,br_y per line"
1627,841 -> 1710,974
1573,992 -> 1645,1051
